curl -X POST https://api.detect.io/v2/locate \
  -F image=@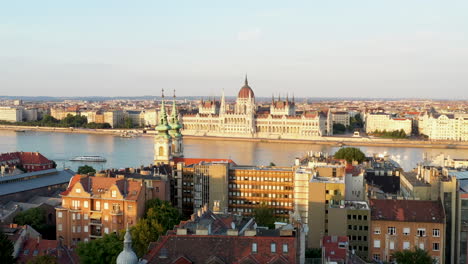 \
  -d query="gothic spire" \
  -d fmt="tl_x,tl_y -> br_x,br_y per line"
244,74 -> 248,86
